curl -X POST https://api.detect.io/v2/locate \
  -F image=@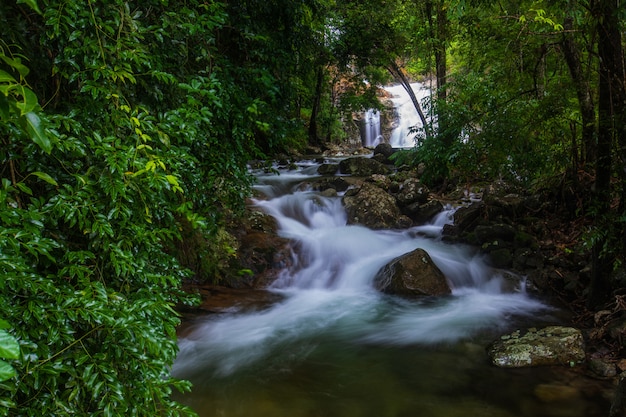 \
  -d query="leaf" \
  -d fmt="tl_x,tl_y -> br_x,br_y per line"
0,55 -> 29,78
32,171 -> 58,186
0,360 -> 16,382
0,330 -> 19,360
16,0 -> 42,14
0,70 -> 17,84
15,86 -> 39,115
23,112 -> 52,153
